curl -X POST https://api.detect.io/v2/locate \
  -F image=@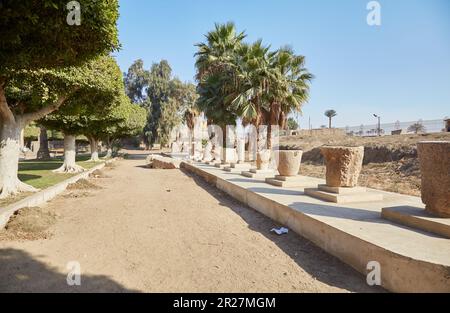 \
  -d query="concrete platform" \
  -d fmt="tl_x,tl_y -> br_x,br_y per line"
317,185 -> 367,194
382,206 -> 450,239
179,161 -> 450,292
305,185 -> 384,204
241,169 -> 277,179
265,175 -> 314,187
